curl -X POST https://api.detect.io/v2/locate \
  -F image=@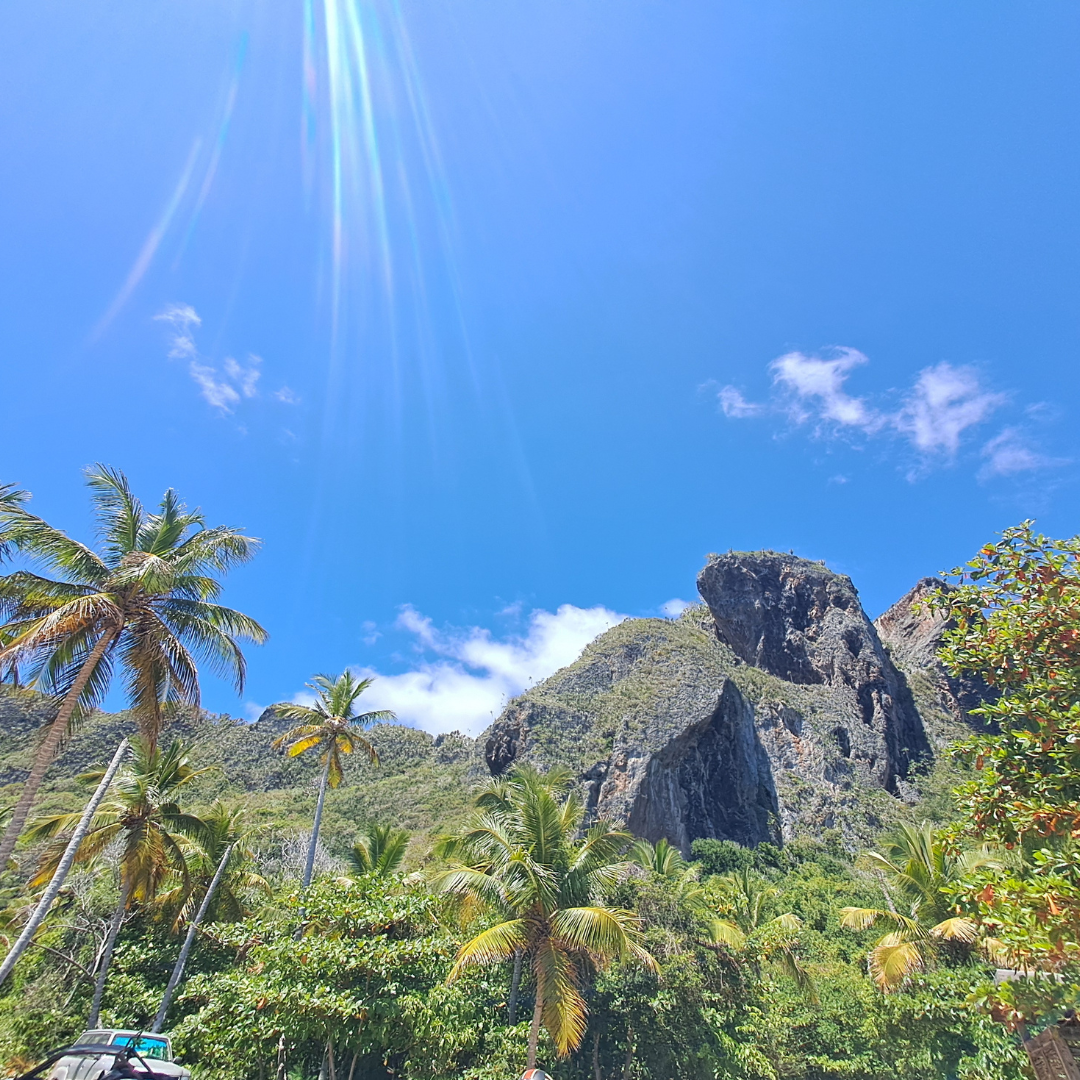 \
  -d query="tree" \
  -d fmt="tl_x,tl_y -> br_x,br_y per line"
839,822 -> 993,990
271,672 -> 394,890
24,736 -> 209,1027
348,822 -> 409,878
0,465 -> 266,863
435,765 -> 657,1069
628,838 -> 687,877
931,525 -> 1080,969
708,867 -> 815,997
151,802 -> 268,1034
157,800 -> 269,927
